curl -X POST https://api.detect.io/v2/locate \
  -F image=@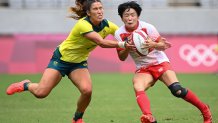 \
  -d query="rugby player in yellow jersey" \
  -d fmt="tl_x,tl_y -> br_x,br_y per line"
6,0 -> 133,123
